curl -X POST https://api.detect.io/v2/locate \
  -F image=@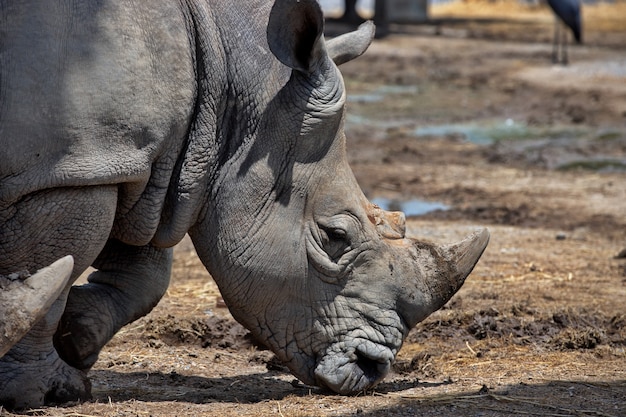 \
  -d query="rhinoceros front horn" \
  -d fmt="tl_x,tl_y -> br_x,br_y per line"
399,228 -> 490,329
440,228 -> 490,292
